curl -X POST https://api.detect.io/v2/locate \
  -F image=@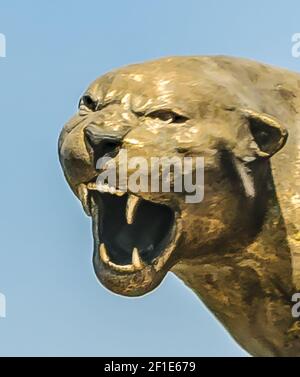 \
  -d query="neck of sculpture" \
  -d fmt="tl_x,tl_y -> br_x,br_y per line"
172,191 -> 300,356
